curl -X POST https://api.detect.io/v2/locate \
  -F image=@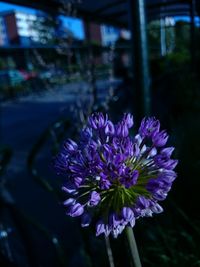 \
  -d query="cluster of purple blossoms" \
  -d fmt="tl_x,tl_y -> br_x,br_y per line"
55,113 -> 178,238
